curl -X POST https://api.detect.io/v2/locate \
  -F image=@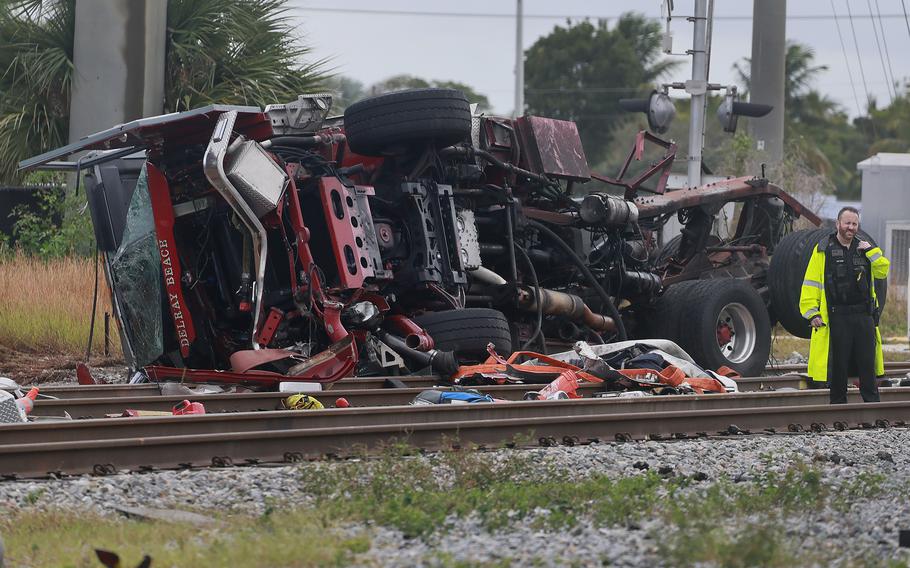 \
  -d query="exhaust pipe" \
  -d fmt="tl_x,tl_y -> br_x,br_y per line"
385,315 -> 435,351
517,286 -> 616,333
